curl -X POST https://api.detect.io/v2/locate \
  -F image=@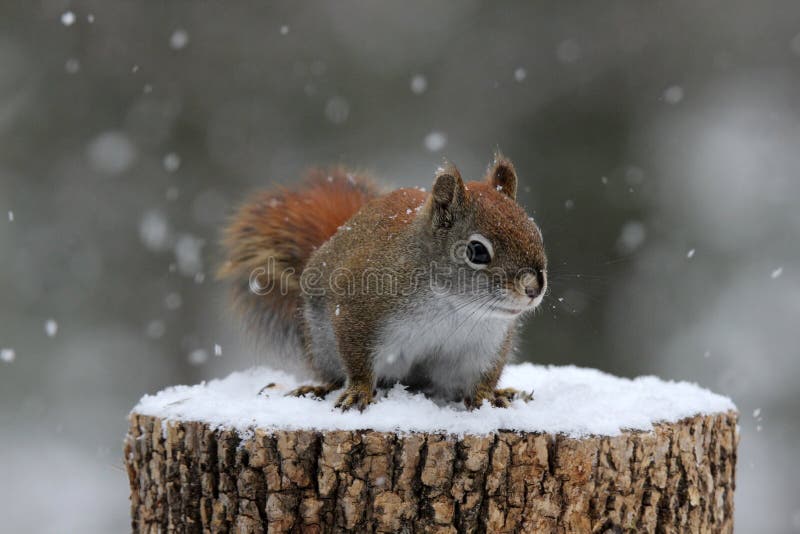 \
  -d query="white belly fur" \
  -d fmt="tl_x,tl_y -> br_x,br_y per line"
373,295 -> 514,399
